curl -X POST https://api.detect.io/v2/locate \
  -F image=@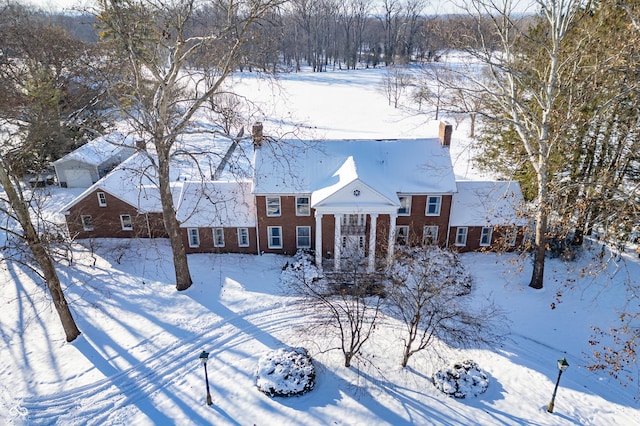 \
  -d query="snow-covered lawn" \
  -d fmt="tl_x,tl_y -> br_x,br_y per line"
1,236 -> 639,425
2,65 -> 639,425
